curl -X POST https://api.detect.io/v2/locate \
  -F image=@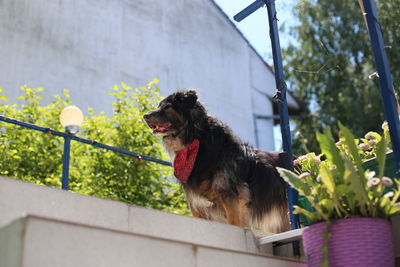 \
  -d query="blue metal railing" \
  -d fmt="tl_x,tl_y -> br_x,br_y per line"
0,115 -> 172,190
361,0 -> 400,179
234,0 -> 300,229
